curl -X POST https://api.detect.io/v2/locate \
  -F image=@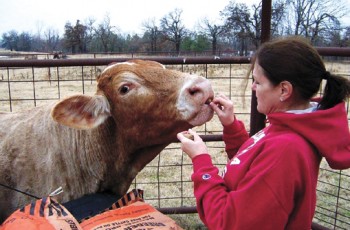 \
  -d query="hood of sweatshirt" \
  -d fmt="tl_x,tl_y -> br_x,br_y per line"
267,101 -> 350,170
